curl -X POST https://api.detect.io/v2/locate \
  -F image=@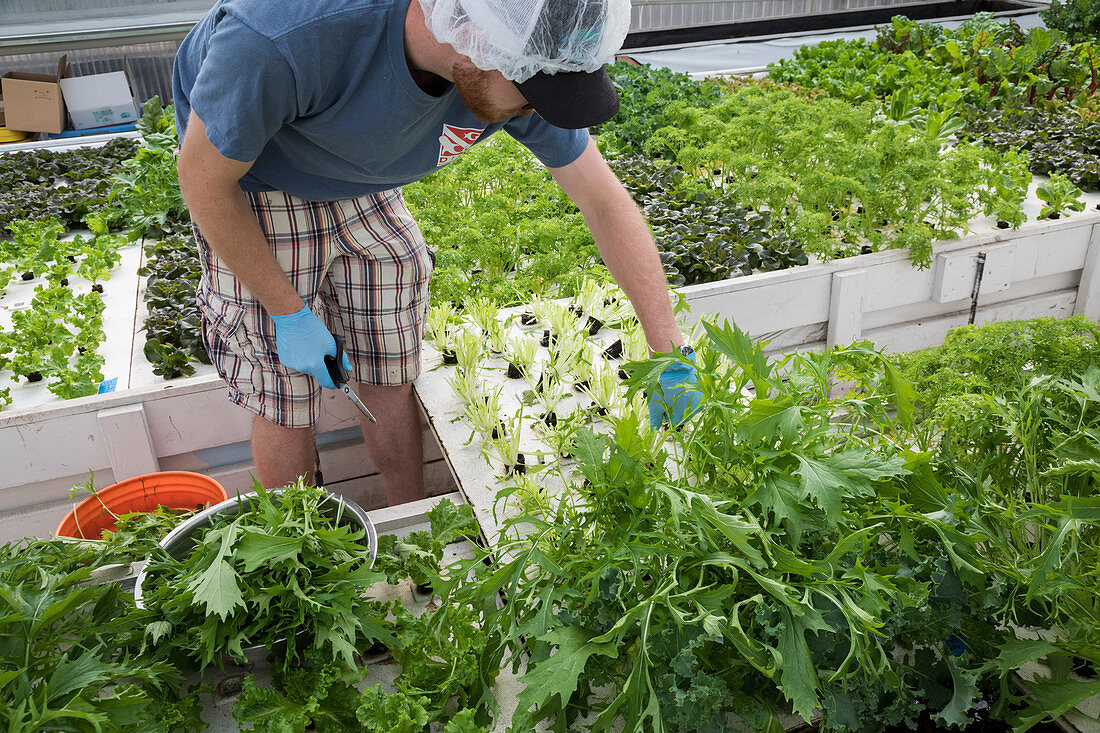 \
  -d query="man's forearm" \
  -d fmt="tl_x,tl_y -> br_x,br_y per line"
584,196 -> 684,353
182,184 -> 304,317
549,140 -> 684,353
177,110 -> 303,317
